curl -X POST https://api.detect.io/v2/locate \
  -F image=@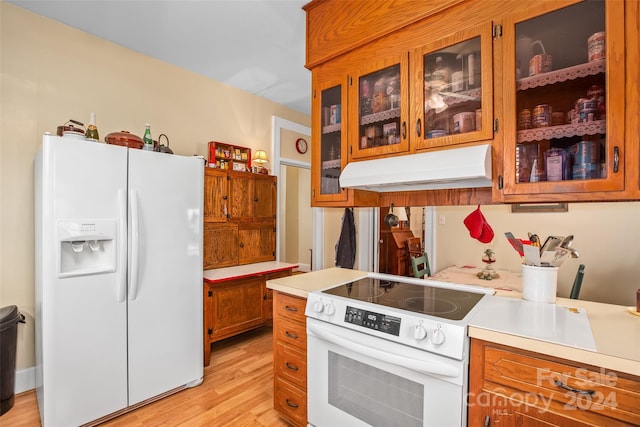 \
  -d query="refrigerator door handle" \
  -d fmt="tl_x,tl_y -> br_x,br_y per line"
129,189 -> 141,301
117,189 -> 127,302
